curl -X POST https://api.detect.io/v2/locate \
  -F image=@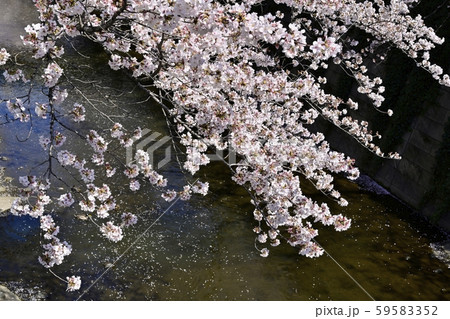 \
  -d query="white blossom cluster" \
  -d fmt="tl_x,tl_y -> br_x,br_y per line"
100,221 -> 123,242
66,276 -> 82,292
3,69 -> 28,83
0,48 -> 10,65
38,238 -> 72,268
10,176 -> 75,270
5,99 -> 29,122
43,62 -> 63,87
71,103 -> 86,122
11,176 -> 51,219
83,0 -> 445,257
